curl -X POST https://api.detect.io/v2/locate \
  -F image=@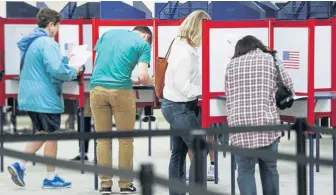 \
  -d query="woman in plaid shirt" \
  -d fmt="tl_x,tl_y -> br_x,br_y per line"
224,35 -> 294,195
